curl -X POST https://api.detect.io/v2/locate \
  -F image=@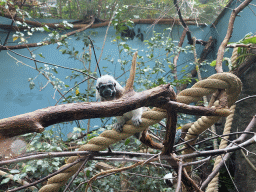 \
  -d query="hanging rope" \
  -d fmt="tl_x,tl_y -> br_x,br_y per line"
193,37 -> 218,150
205,46 -> 240,192
231,47 -> 239,69
206,105 -> 236,192
39,72 -> 241,192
